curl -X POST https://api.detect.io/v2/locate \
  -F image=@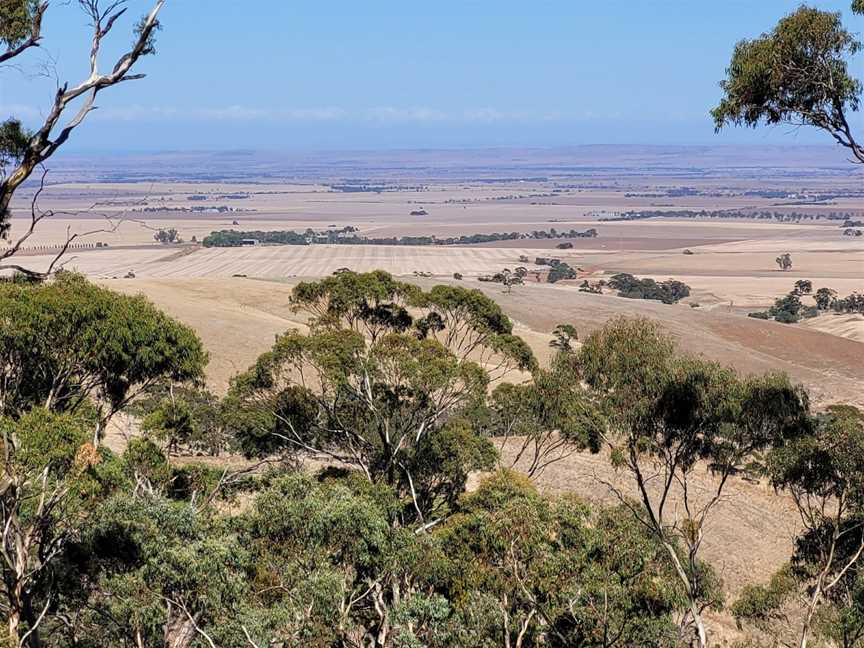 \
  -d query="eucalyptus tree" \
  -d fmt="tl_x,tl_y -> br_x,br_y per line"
225,272 -> 539,525
794,280 -> 813,296
63,492 -> 251,648
549,323 -> 578,354
237,472 -> 420,647
713,2 -> 863,164
431,470 -> 684,647
133,382 -> 225,456
223,326 -> 496,526
0,0 -> 166,276
735,405 -> 864,648
579,316 -> 811,647
487,352 -> 603,478
291,271 -> 536,379
0,273 -> 206,647
0,408 -> 124,647
234,471 -> 688,648
815,287 -> 839,310
0,272 -> 207,440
